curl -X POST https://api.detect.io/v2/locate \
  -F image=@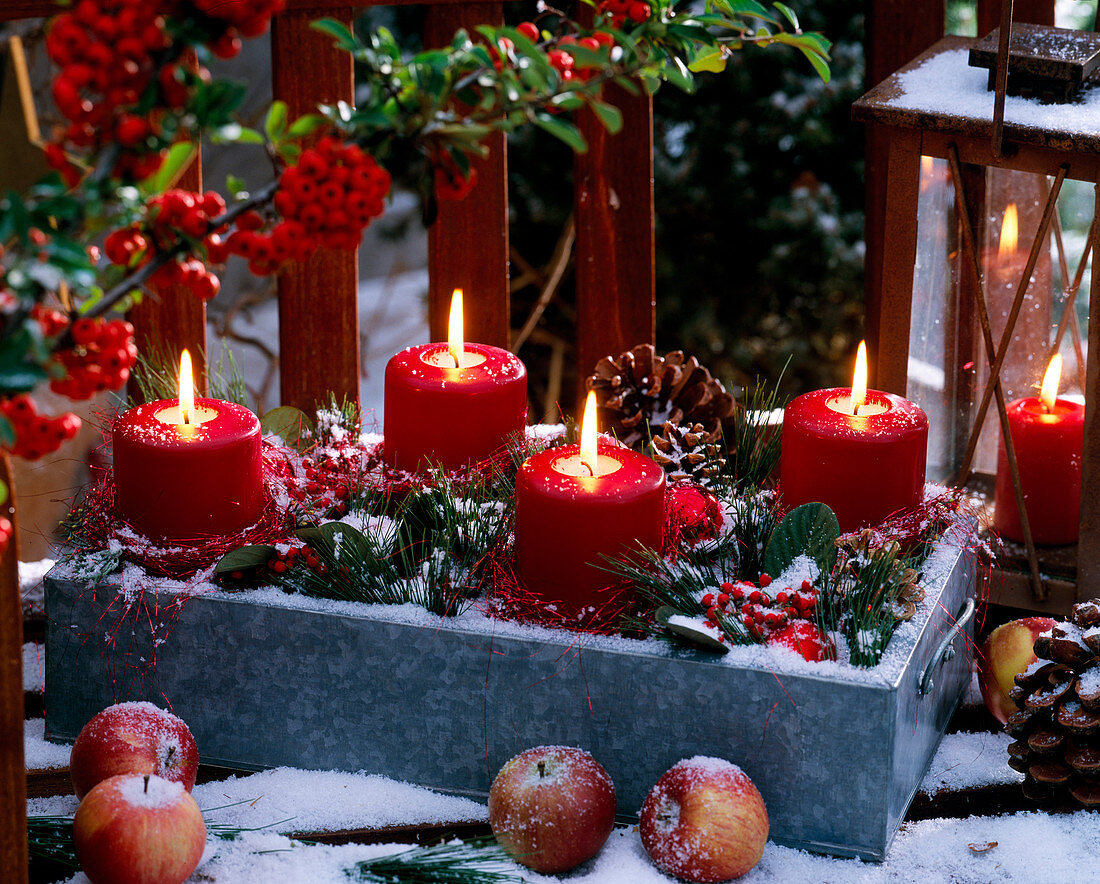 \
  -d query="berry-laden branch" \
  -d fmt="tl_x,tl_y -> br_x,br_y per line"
0,0 -> 829,543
